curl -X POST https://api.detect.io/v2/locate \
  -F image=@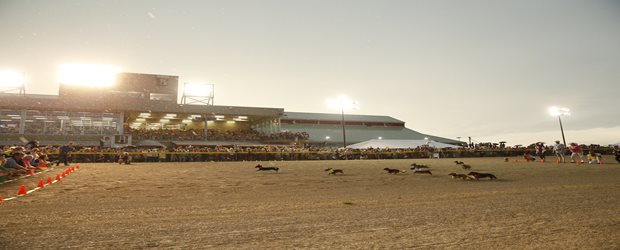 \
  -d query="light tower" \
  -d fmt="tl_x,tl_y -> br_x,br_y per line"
0,70 -> 26,95
181,82 -> 214,105
327,95 -> 359,148
549,106 -> 570,147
